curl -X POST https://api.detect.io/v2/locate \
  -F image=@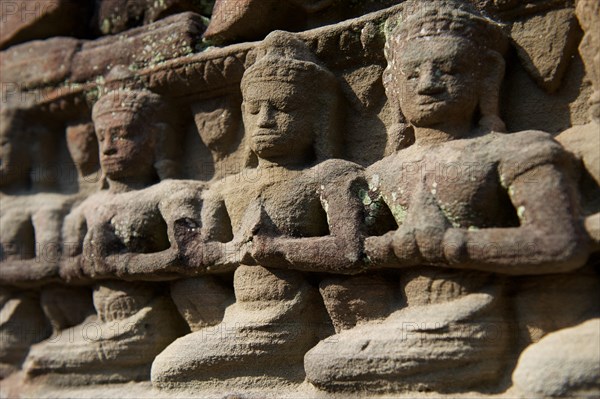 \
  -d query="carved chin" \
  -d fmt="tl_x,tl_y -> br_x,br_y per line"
408,107 -> 448,126
252,140 -> 279,156
102,162 -> 129,178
